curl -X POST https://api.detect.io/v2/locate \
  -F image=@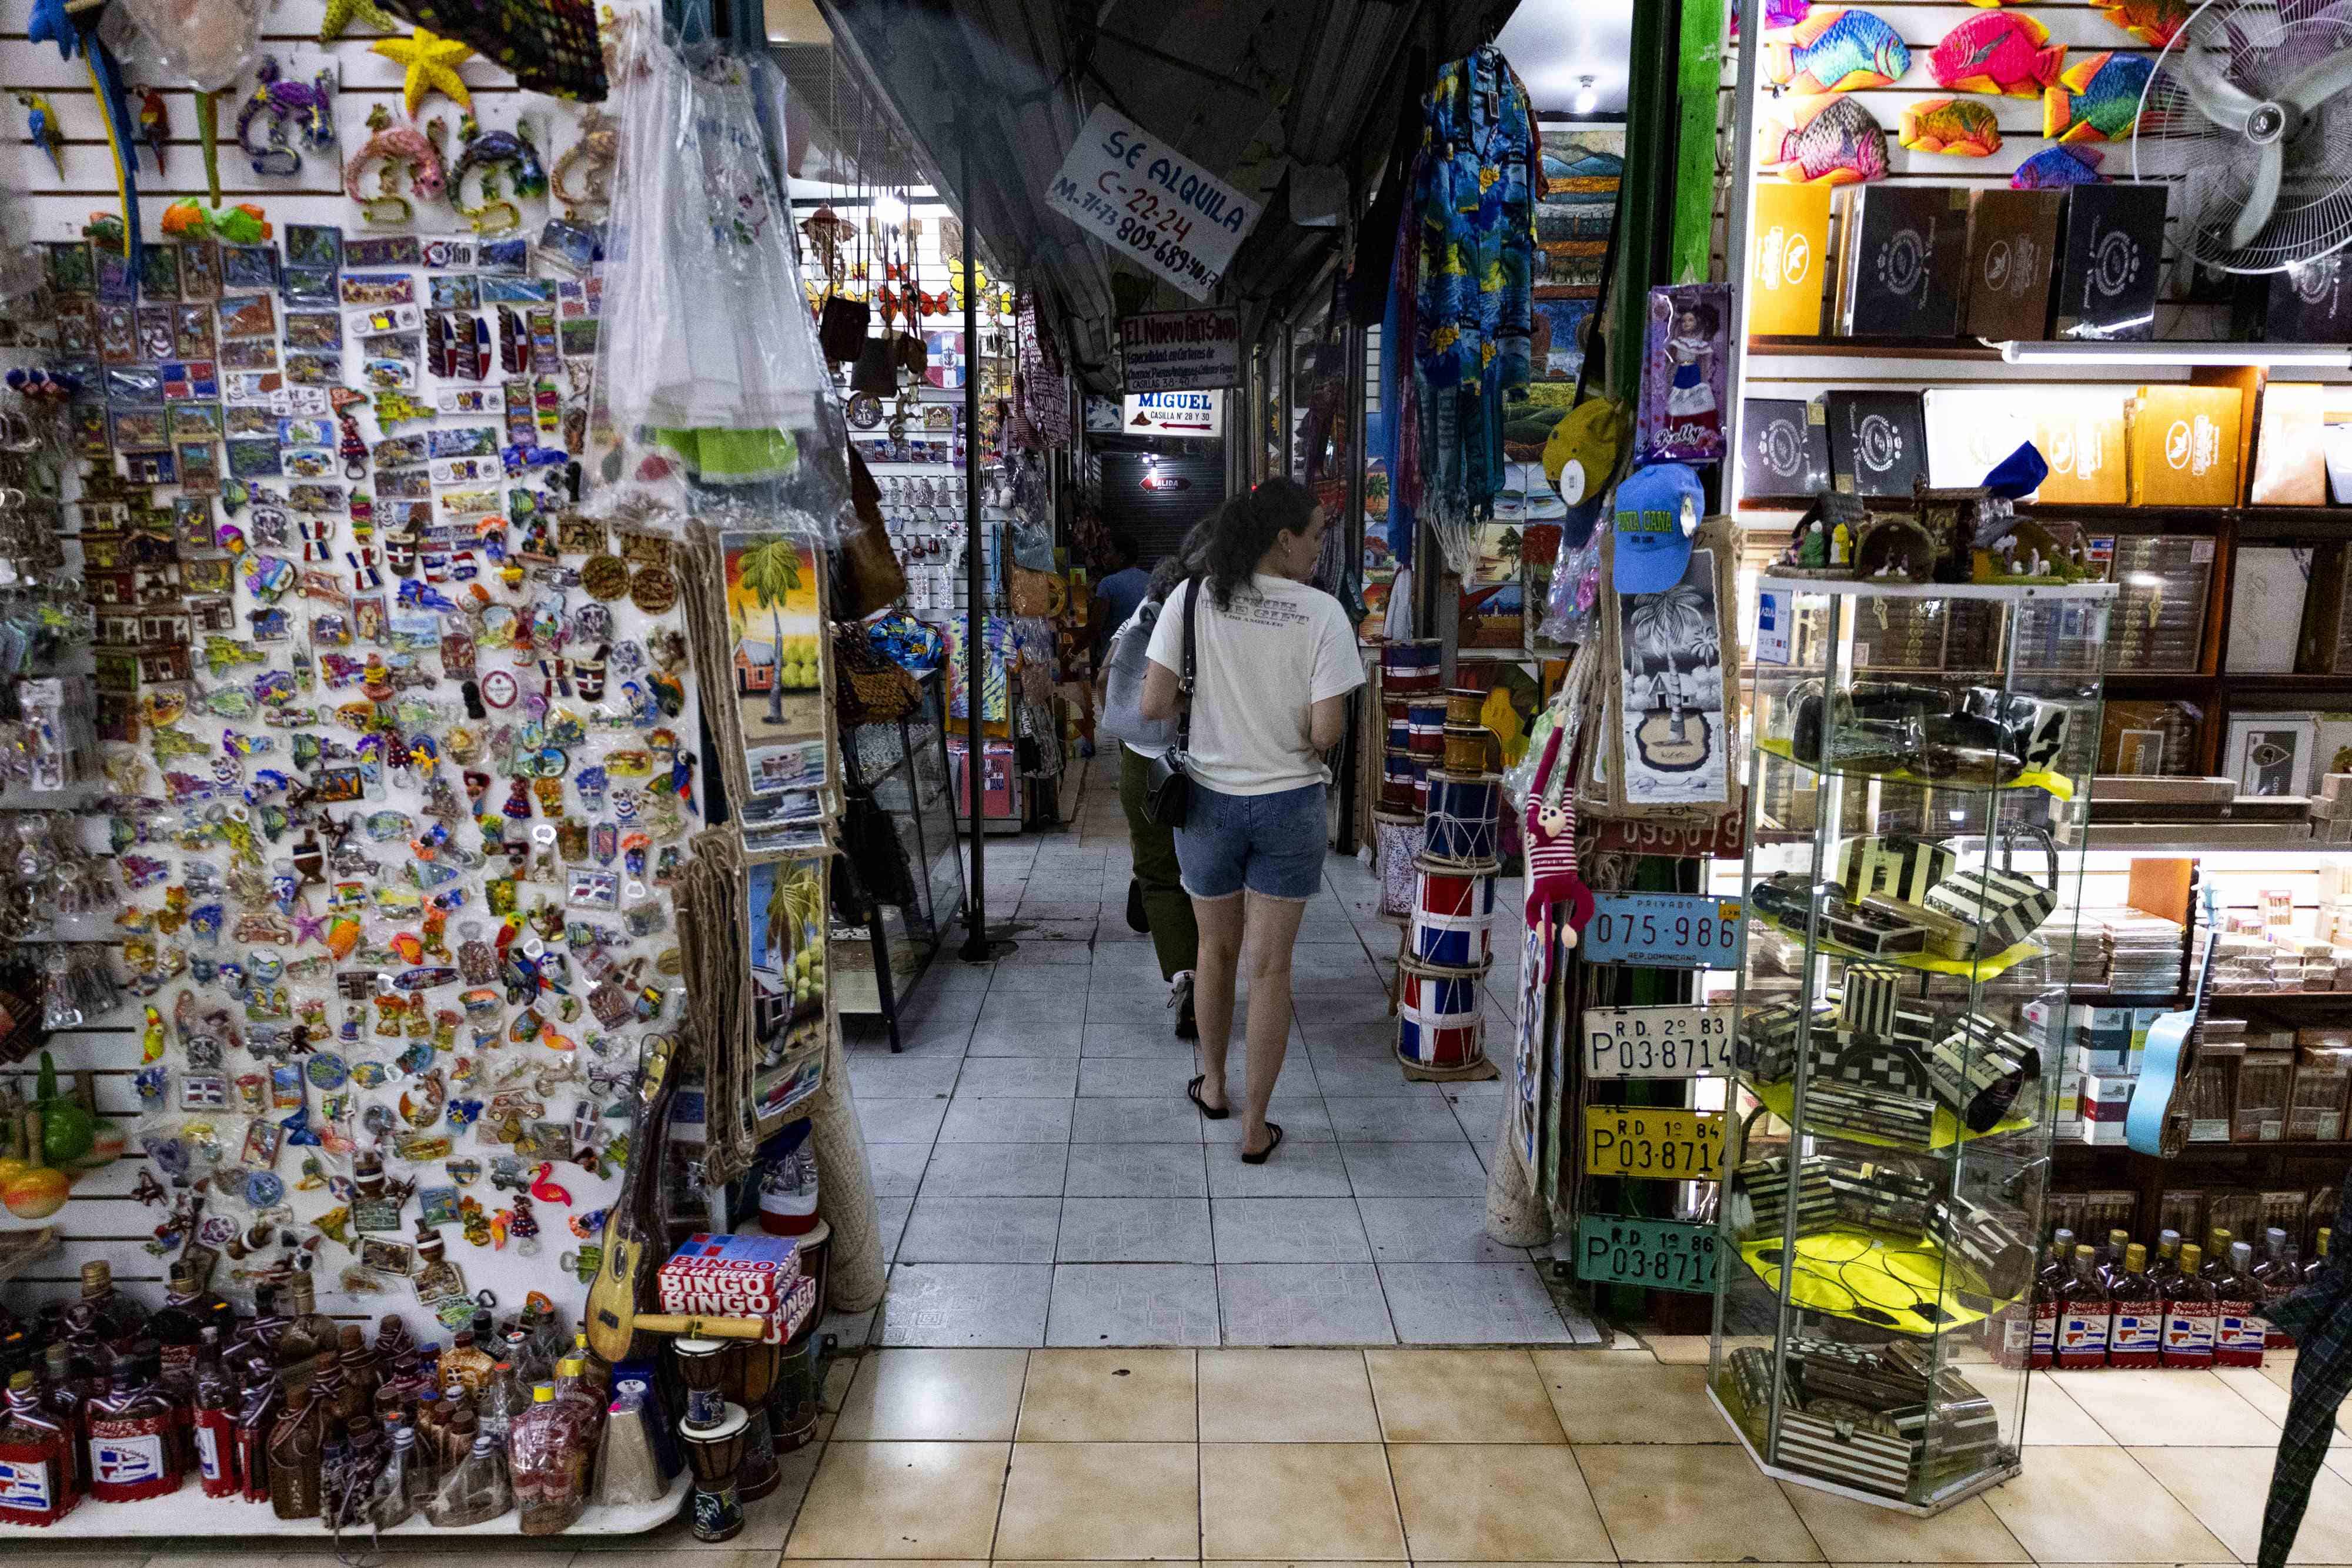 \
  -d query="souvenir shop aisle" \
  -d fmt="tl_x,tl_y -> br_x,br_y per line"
832,746 -> 1600,1350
